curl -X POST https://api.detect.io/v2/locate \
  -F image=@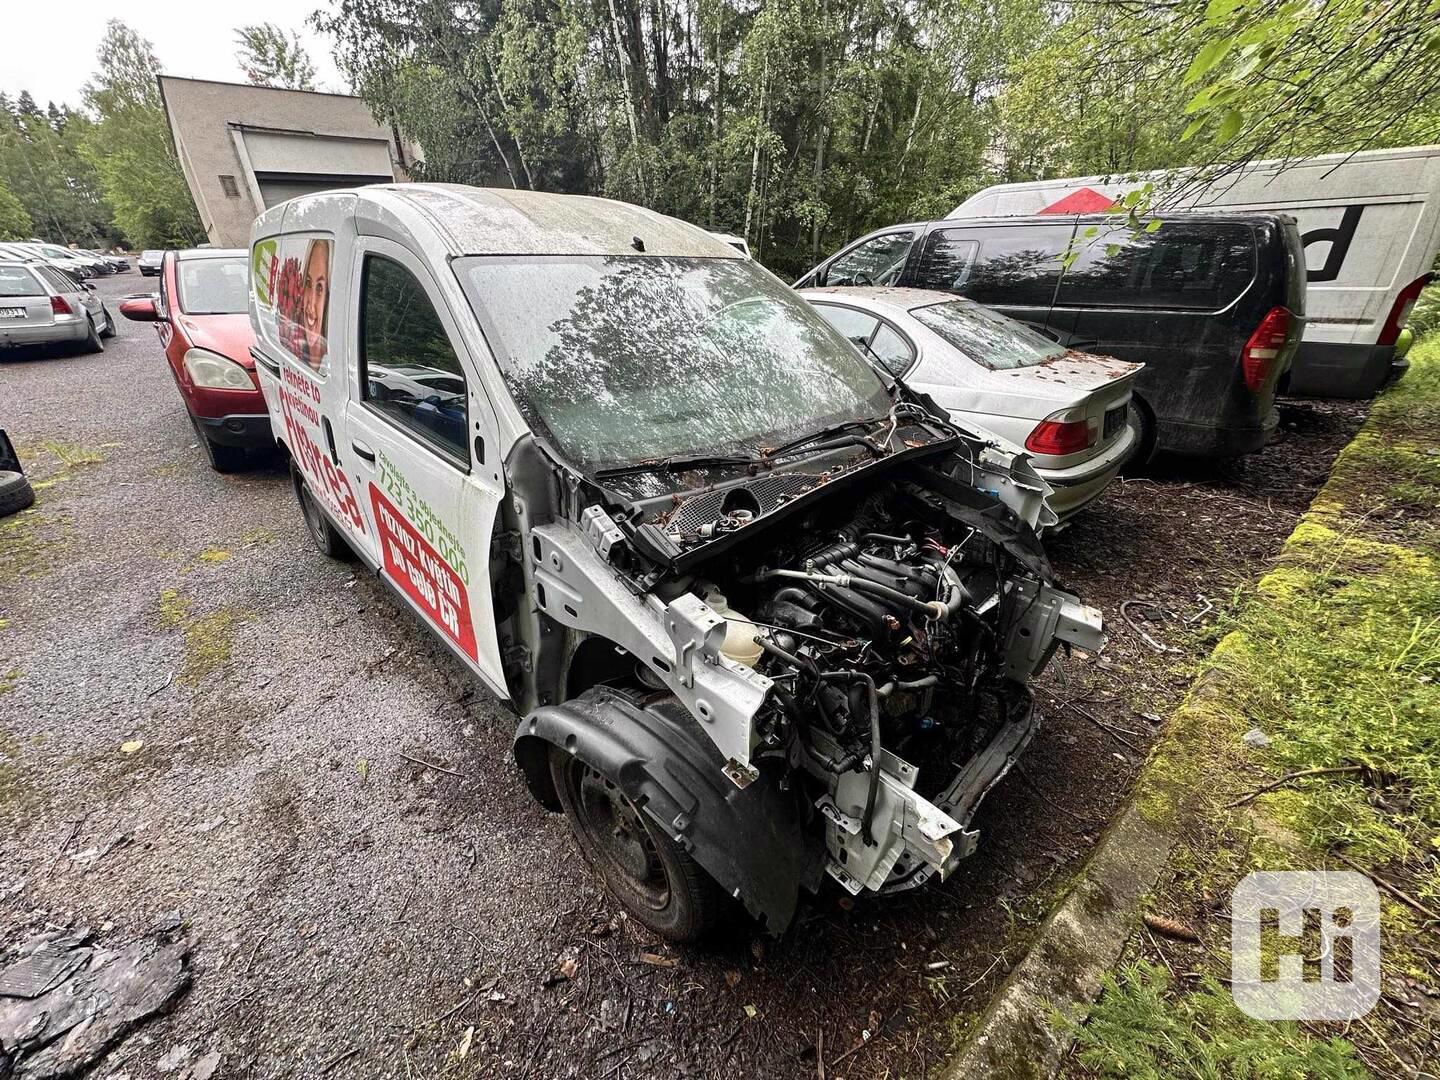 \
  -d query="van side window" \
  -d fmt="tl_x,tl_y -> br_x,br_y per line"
1057,223 -> 1255,311
916,233 -> 980,291
954,226 -> 1071,307
360,255 -> 470,466
822,232 -> 914,287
